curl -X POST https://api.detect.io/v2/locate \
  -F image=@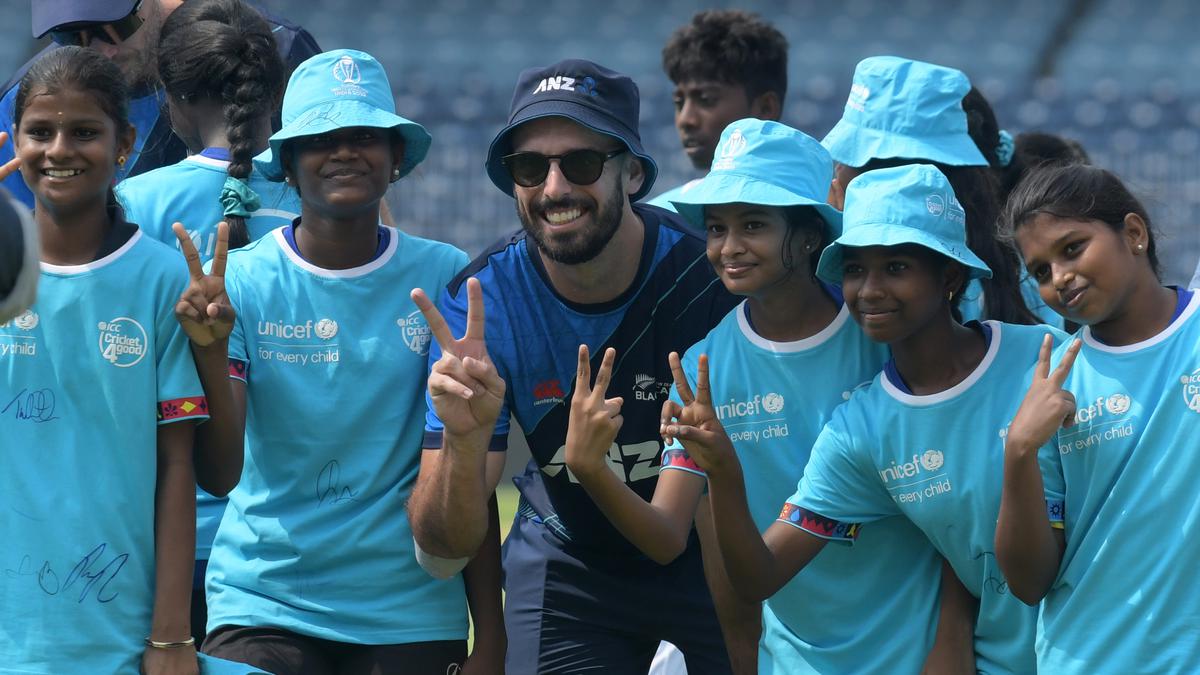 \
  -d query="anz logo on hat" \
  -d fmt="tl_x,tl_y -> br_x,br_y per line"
712,129 -> 748,171
331,55 -> 367,97
532,75 -> 599,97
